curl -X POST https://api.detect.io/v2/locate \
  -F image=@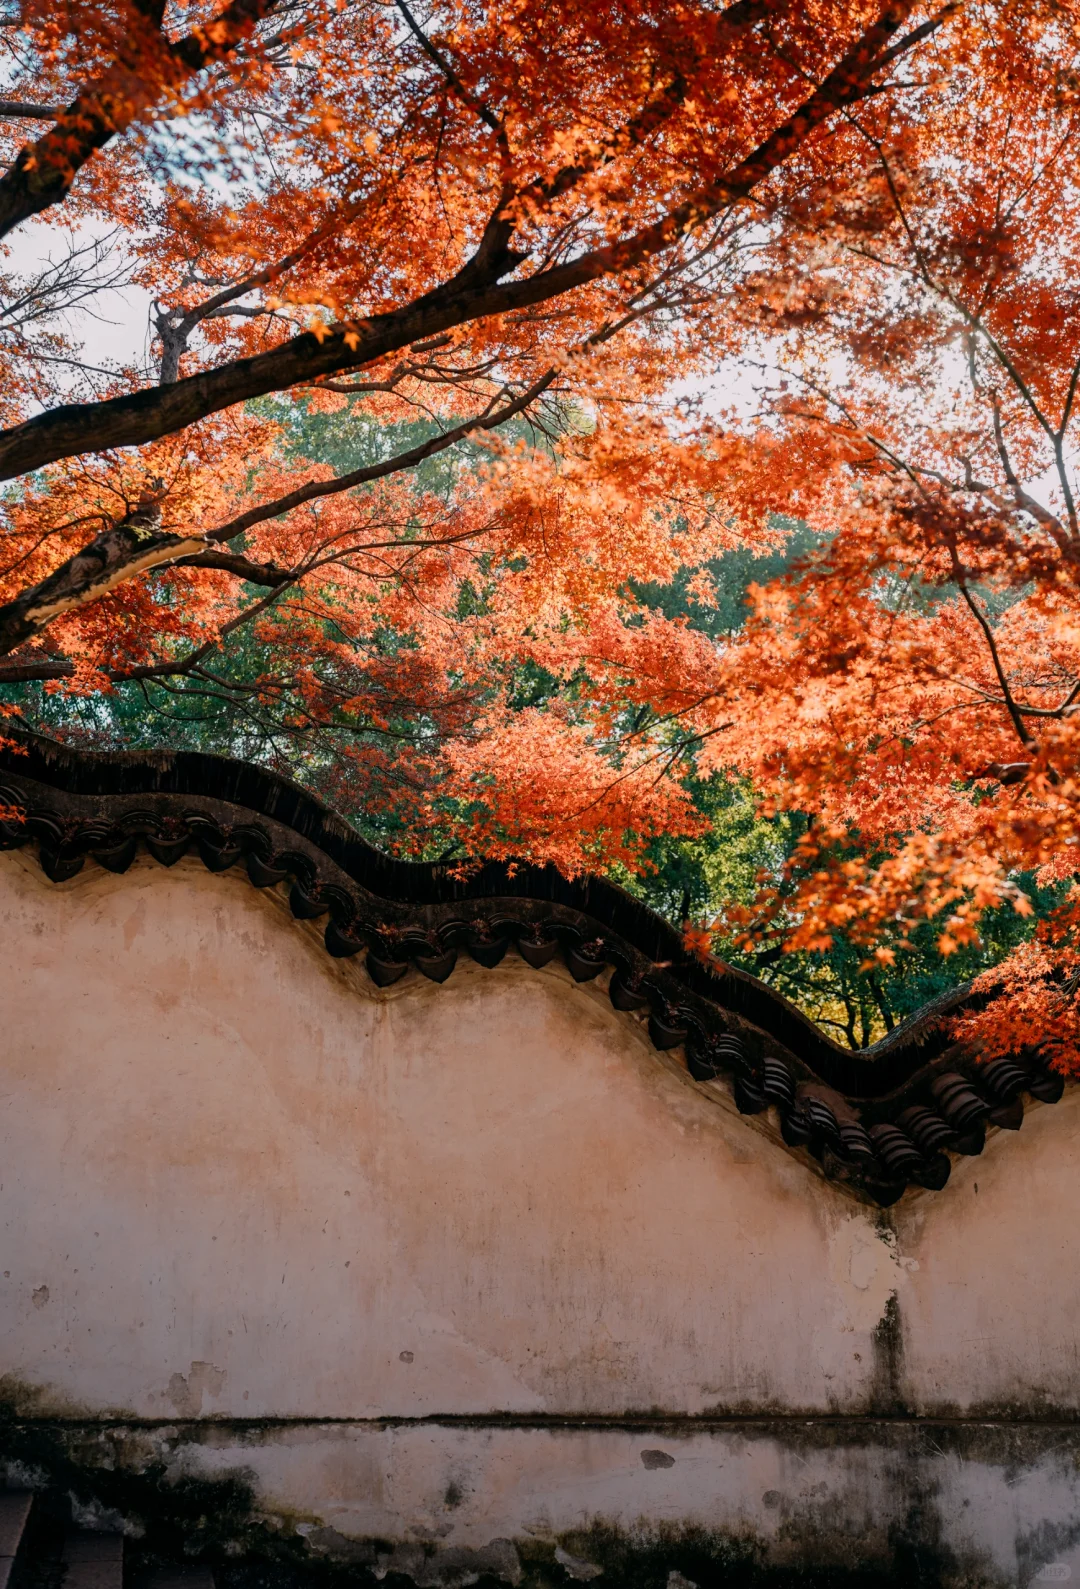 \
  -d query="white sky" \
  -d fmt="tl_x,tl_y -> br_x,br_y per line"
3,216 -> 154,374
